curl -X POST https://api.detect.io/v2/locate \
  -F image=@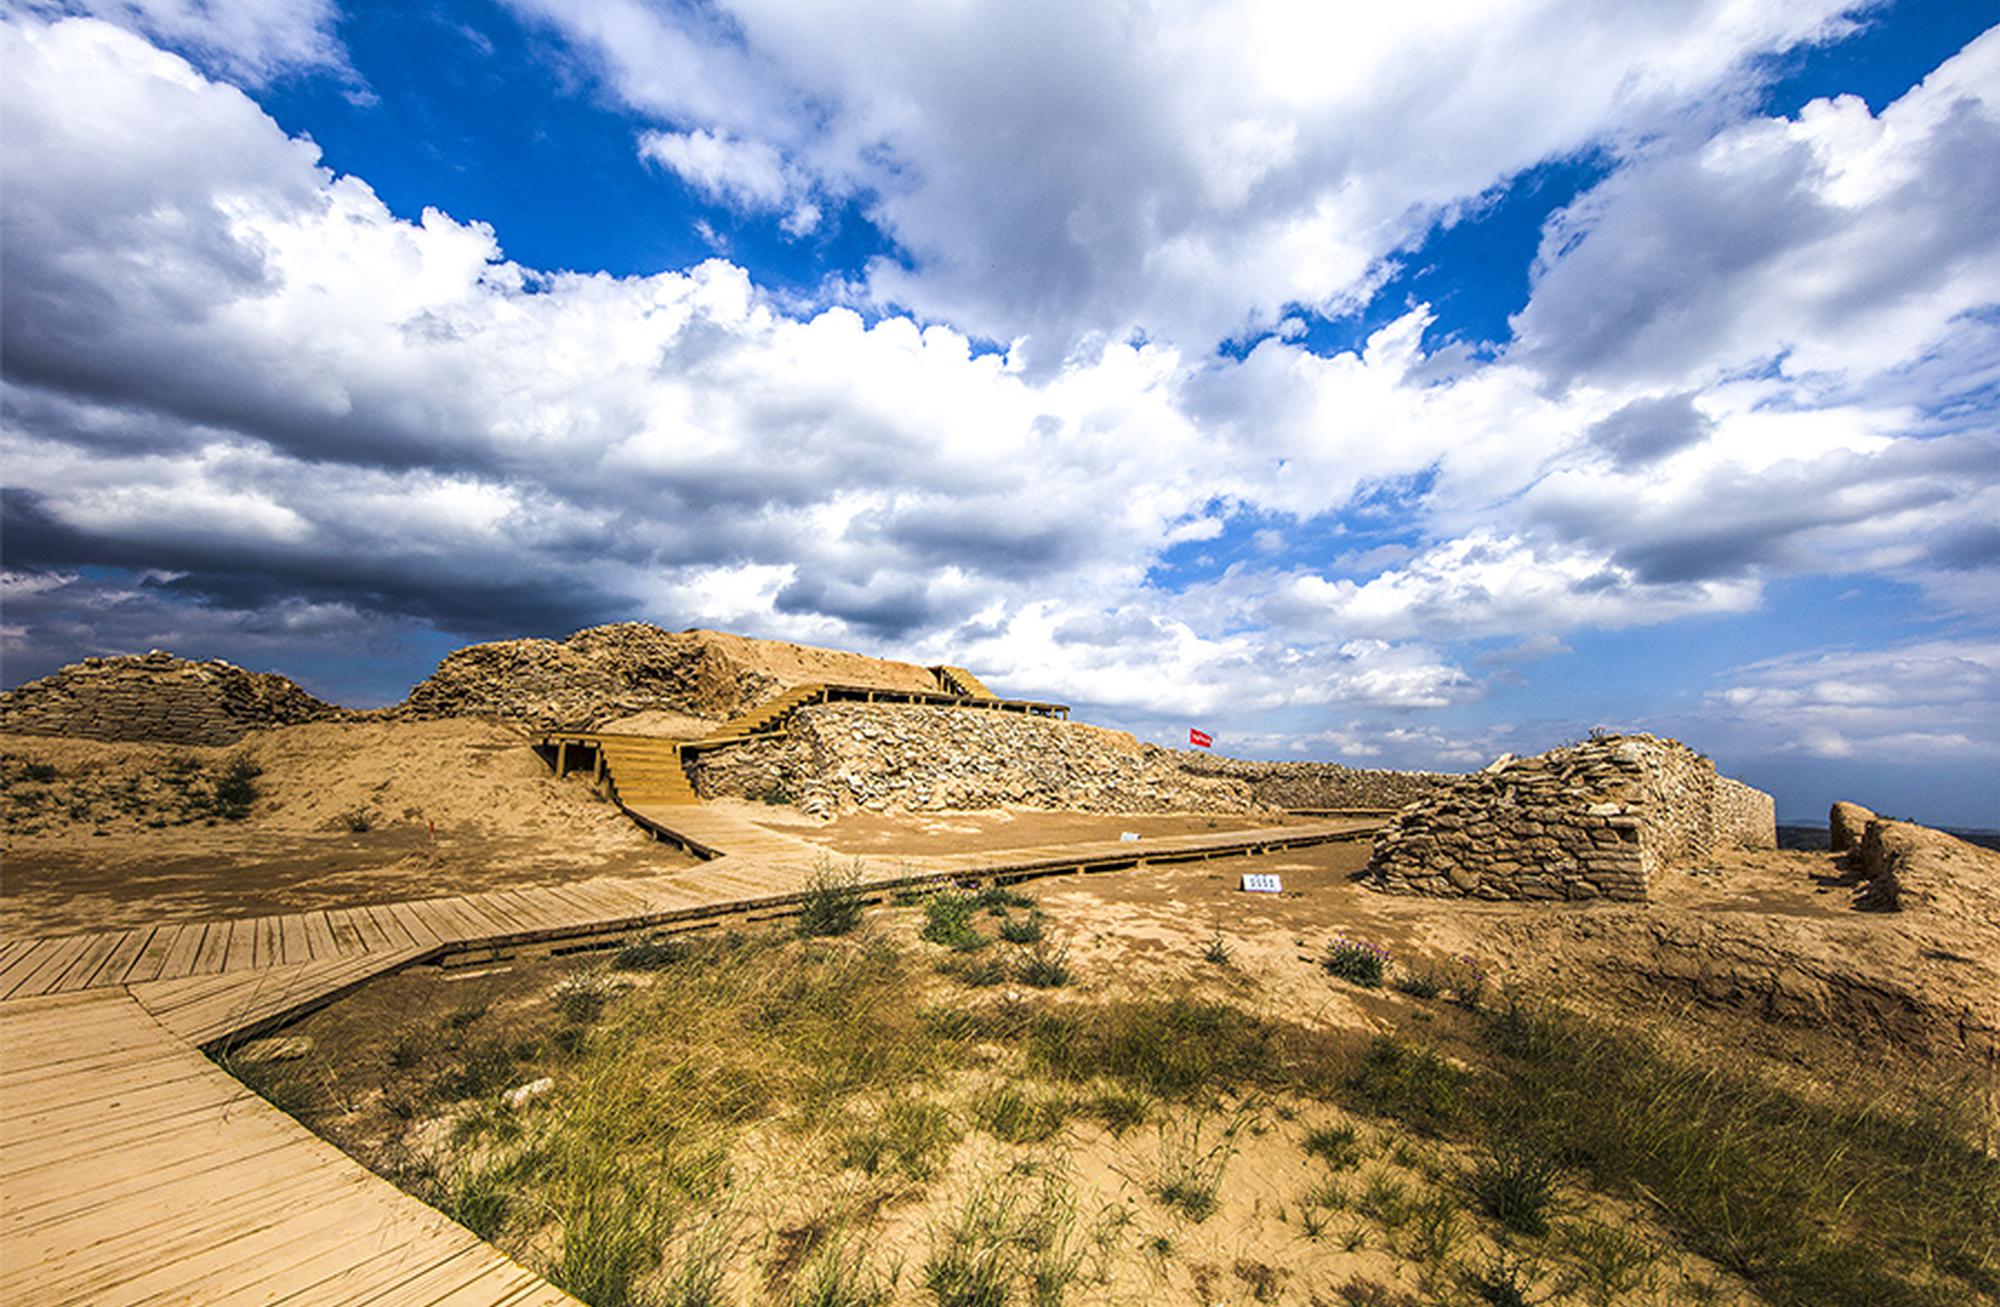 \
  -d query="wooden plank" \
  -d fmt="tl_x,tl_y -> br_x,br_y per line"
383,900 -> 446,948
274,913 -> 313,967
0,938 -> 67,999
49,930 -> 131,993
88,926 -> 158,989
213,917 -> 255,974
300,910 -> 339,962
3,935 -> 95,1000
253,913 -> 282,970
324,907 -> 368,955
191,918 -> 235,975
343,905 -> 394,953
